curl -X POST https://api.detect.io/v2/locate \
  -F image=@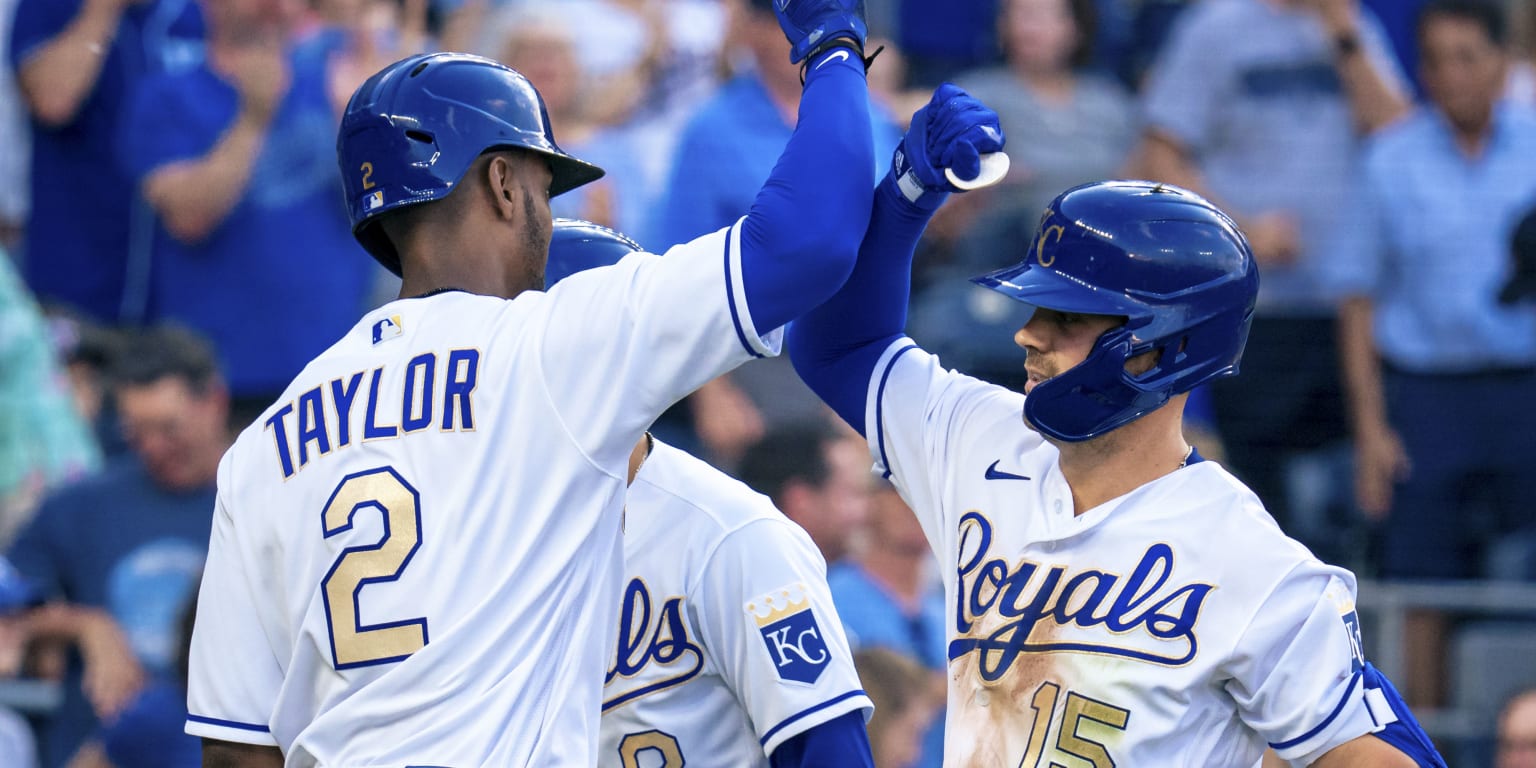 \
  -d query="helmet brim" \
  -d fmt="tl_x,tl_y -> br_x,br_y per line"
971,261 -> 1150,320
